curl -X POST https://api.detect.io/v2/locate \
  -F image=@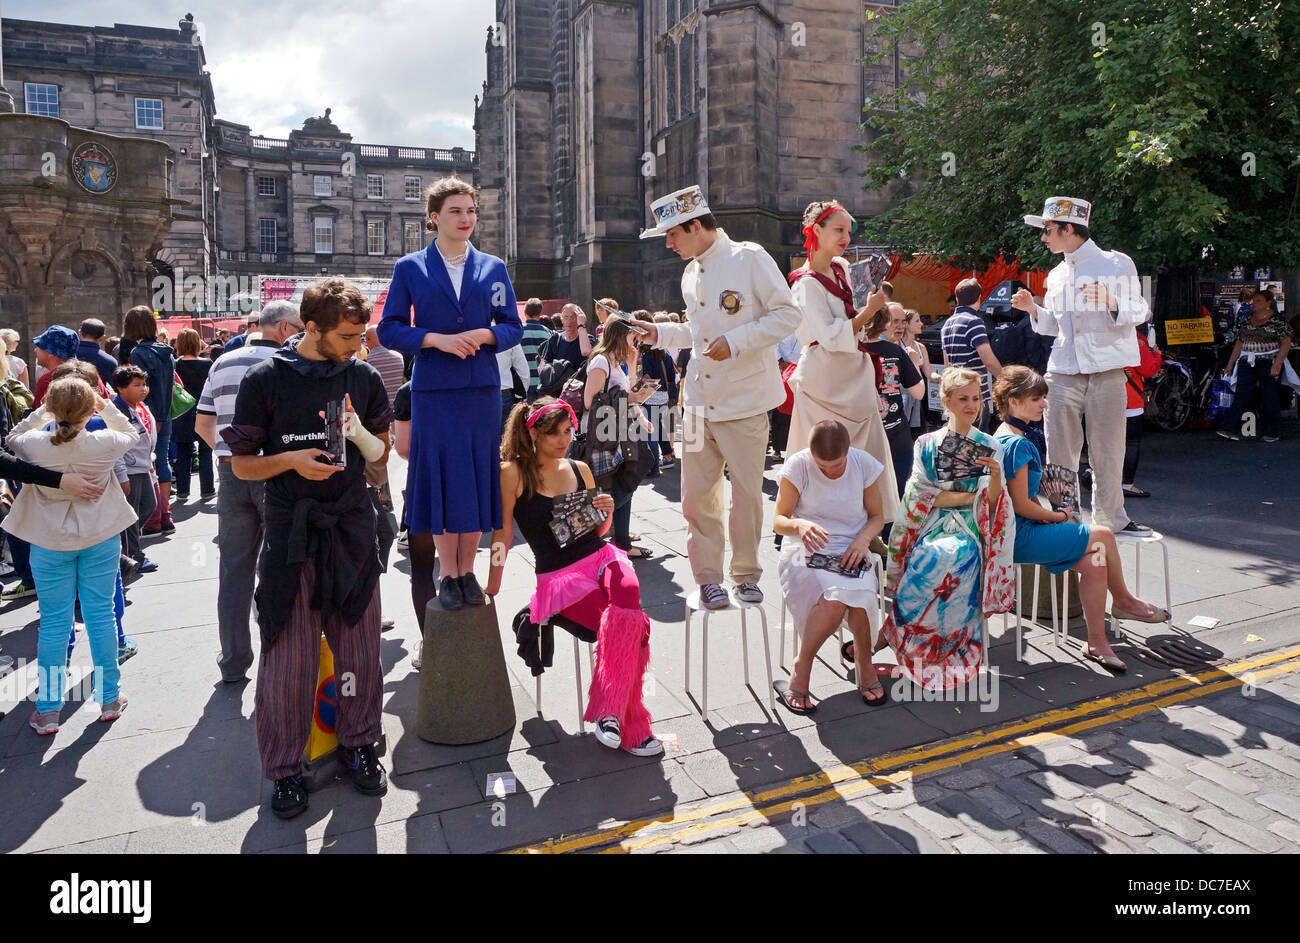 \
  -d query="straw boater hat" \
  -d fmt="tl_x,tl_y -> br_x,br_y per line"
639,185 -> 712,239
1023,196 -> 1092,229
